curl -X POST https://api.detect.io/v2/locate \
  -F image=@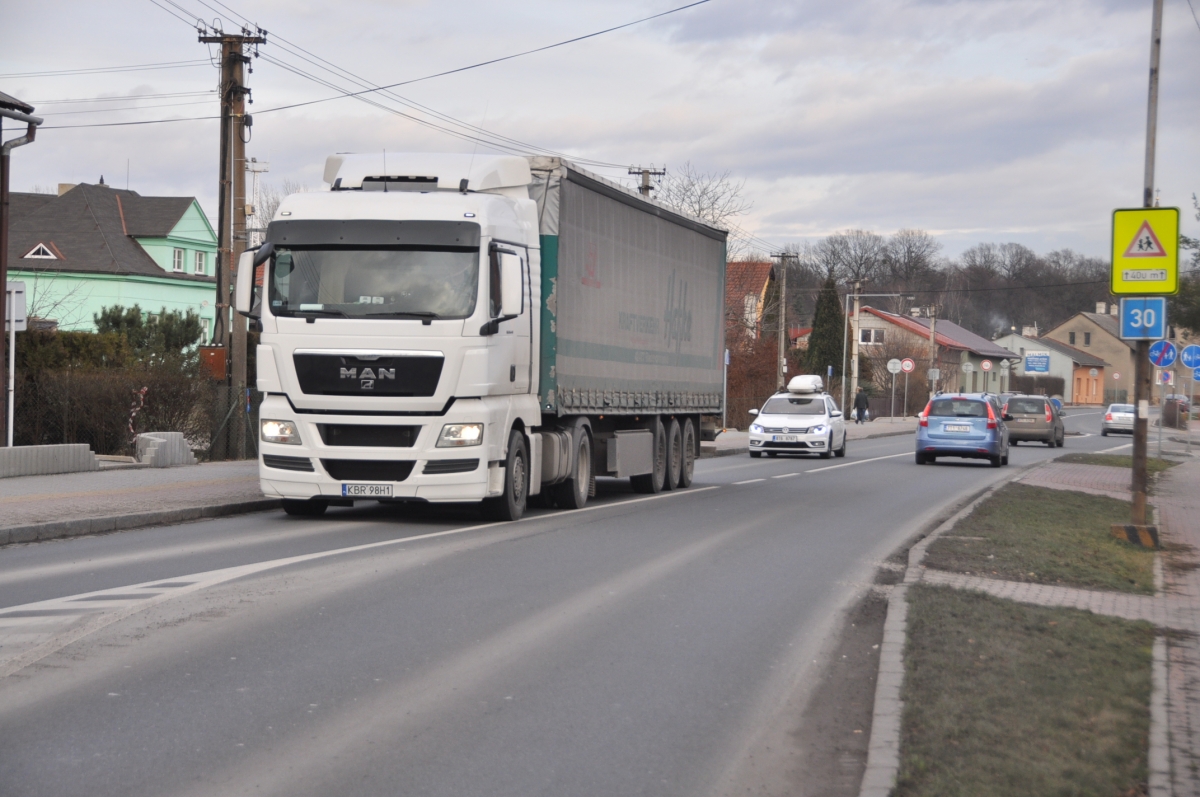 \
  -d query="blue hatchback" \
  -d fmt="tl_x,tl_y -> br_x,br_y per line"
915,393 -> 1009,467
